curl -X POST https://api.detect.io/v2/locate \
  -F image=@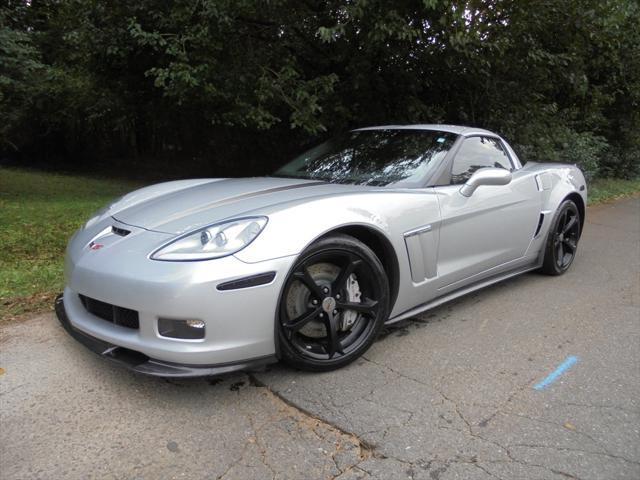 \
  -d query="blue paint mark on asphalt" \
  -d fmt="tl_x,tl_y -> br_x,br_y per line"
533,355 -> 579,390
